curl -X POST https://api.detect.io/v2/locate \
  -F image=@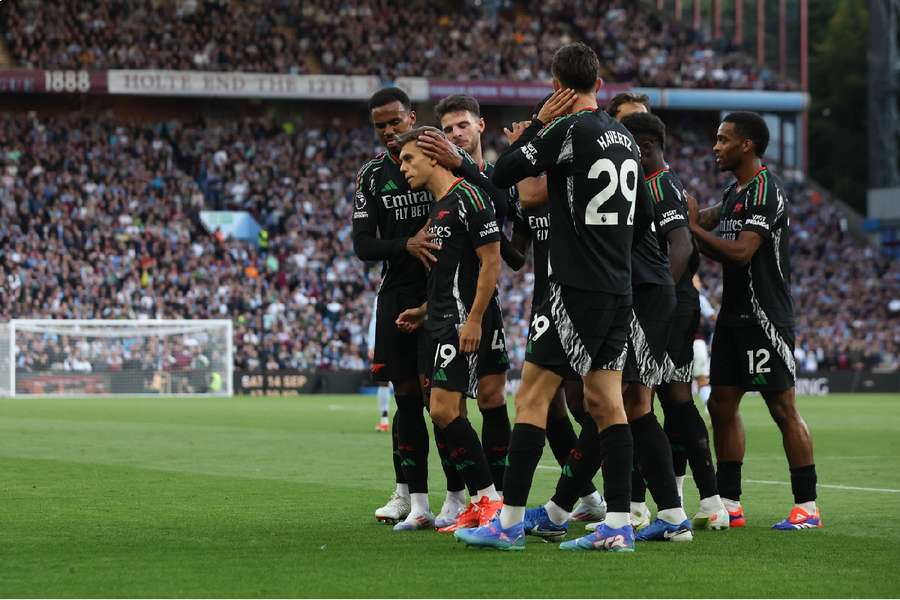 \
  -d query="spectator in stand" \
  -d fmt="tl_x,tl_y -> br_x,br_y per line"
0,112 -> 893,374
2,0 -> 792,90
